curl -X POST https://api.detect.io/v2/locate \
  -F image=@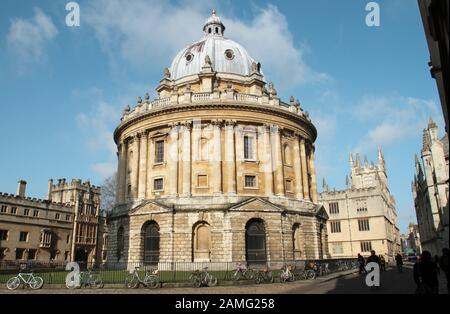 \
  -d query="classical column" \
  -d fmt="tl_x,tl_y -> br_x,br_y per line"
271,125 -> 284,196
261,124 -> 273,196
117,141 -> 127,203
212,120 -> 223,195
300,138 -> 310,200
224,120 -> 237,194
181,121 -> 192,196
138,131 -> 148,199
168,123 -> 180,197
308,143 -> 318,203
293,134 -> 303,199
130,134 -> 140,200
